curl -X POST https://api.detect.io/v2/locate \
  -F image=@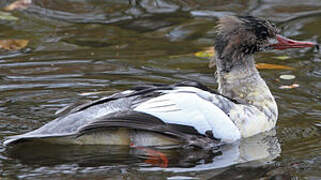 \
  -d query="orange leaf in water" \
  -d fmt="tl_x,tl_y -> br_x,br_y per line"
255,63 -> 294,70
0,39 -> 29,50
4,0 -> 32,11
